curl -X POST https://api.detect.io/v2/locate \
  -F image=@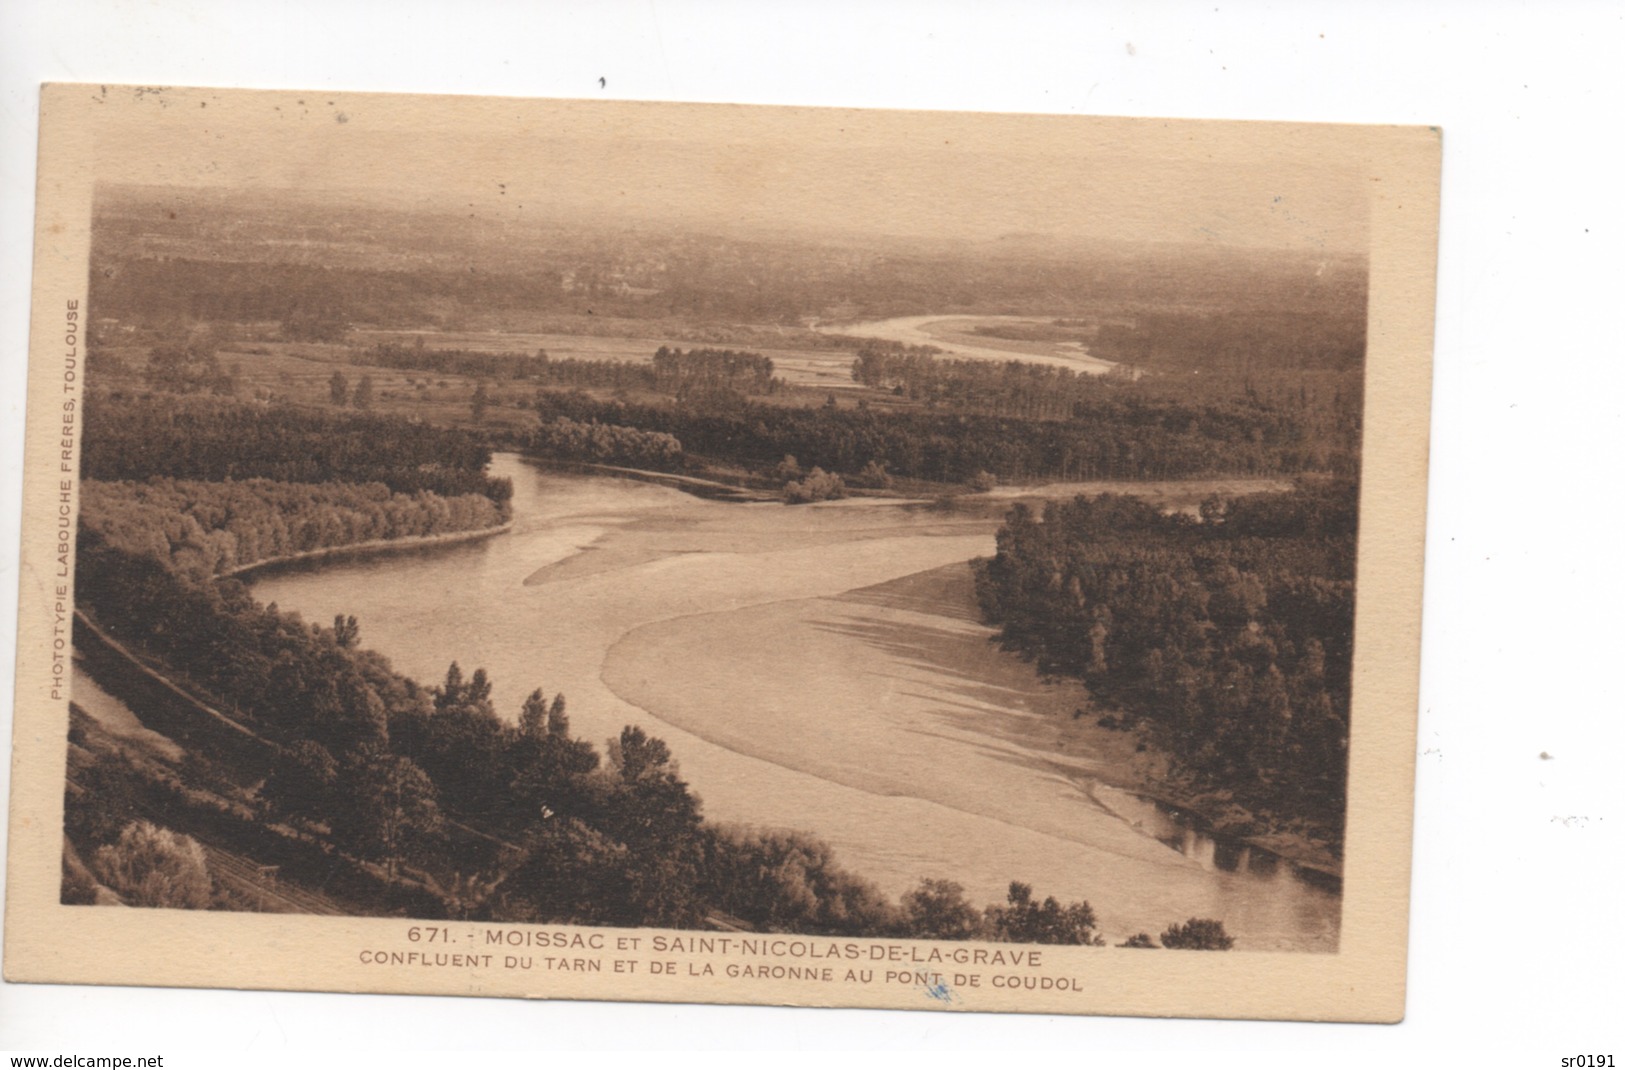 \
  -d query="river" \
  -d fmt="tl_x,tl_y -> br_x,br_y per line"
251,454 -> 1340,951
828,315 -> 1118,375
